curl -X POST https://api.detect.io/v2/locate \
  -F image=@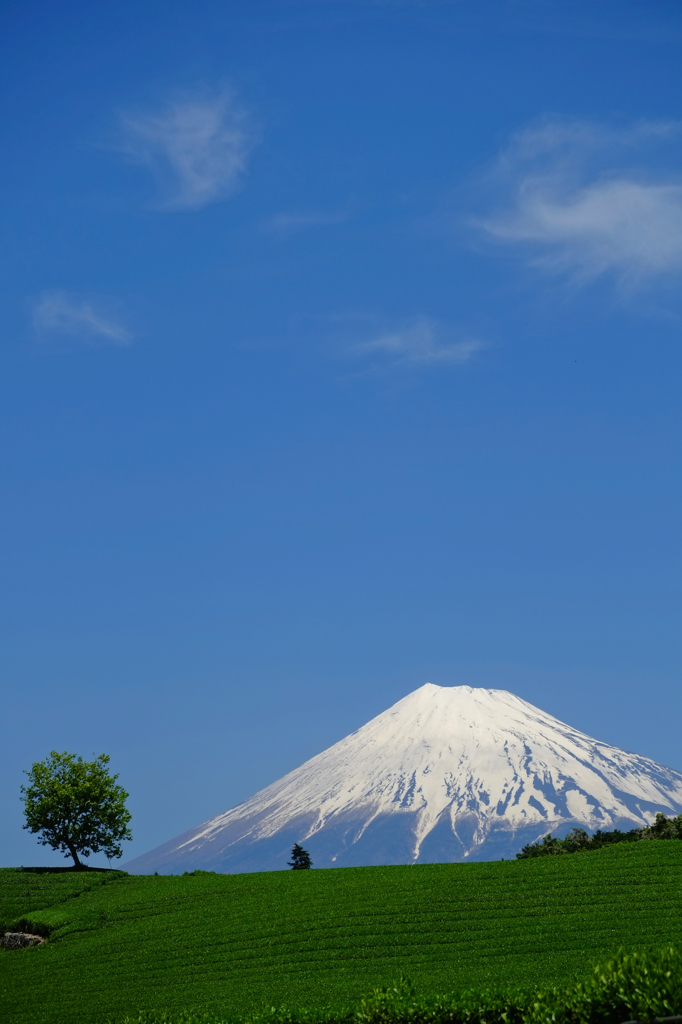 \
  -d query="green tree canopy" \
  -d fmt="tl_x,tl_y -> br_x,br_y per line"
21,751 -> 132,869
